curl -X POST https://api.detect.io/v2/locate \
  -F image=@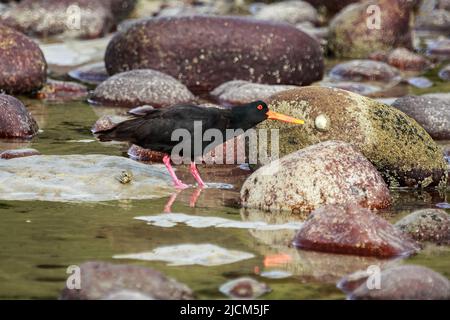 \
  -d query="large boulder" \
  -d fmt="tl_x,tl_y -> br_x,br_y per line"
0,24 -> 47,93
257,86 -> 448,188
0,95 -> 39,139
292,203 -> 420,257
105,16 -> 324,94
241,141 -> 392,213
